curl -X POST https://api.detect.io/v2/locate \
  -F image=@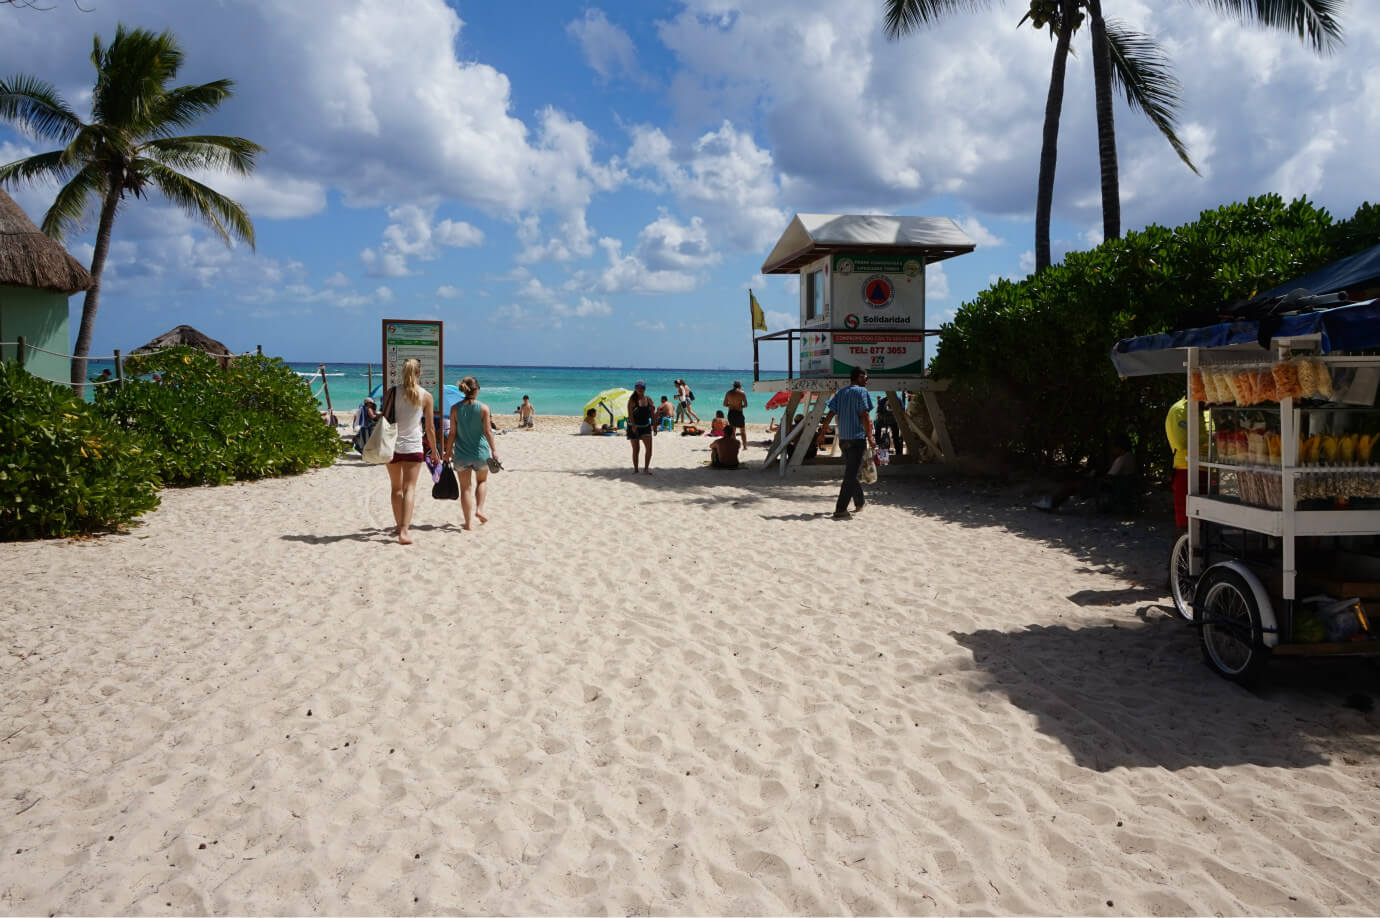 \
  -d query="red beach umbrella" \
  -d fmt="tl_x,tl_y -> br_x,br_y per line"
765,391 -> 792,410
